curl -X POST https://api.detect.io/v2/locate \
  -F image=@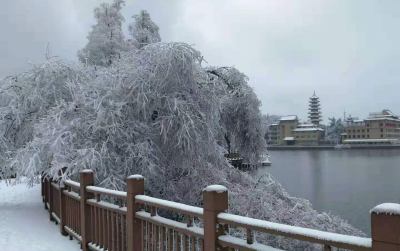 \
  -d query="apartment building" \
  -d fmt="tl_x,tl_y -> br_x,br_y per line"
342,110 -> 400,144
294,124 -> 325,146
